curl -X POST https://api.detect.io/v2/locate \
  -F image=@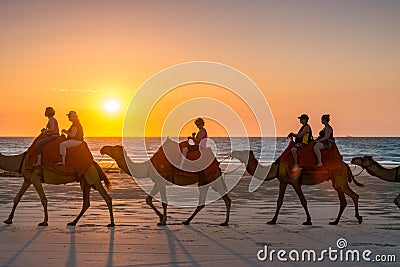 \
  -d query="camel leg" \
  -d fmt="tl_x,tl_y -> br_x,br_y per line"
211,179 -> 231,226
157,183 -> 168,226
146,185 -> 163,222
4,179 -> 32,224
268,182 -> 288,225
68,182 -> 90,226
31,176 -> 48,226
94,182 -> 115,227
292,183 -> 312,225
394,193 -> 400,209
329,191 -> 347,225
220,194 -> 231,226
183,186 -> 209,225
342,184 -> 362,224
